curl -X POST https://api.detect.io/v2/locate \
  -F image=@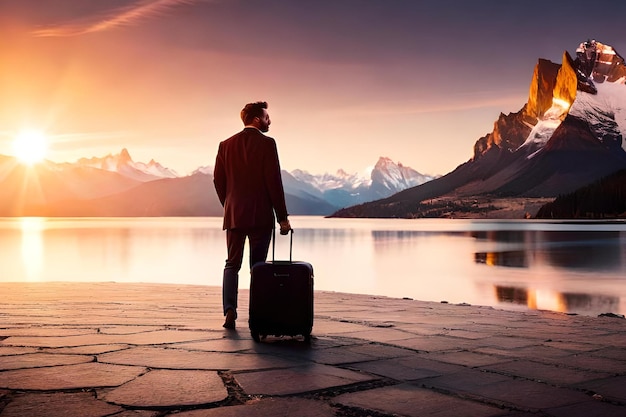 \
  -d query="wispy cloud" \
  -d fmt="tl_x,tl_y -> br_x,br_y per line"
326,91 -> 528,118
32,0 -> 198,37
